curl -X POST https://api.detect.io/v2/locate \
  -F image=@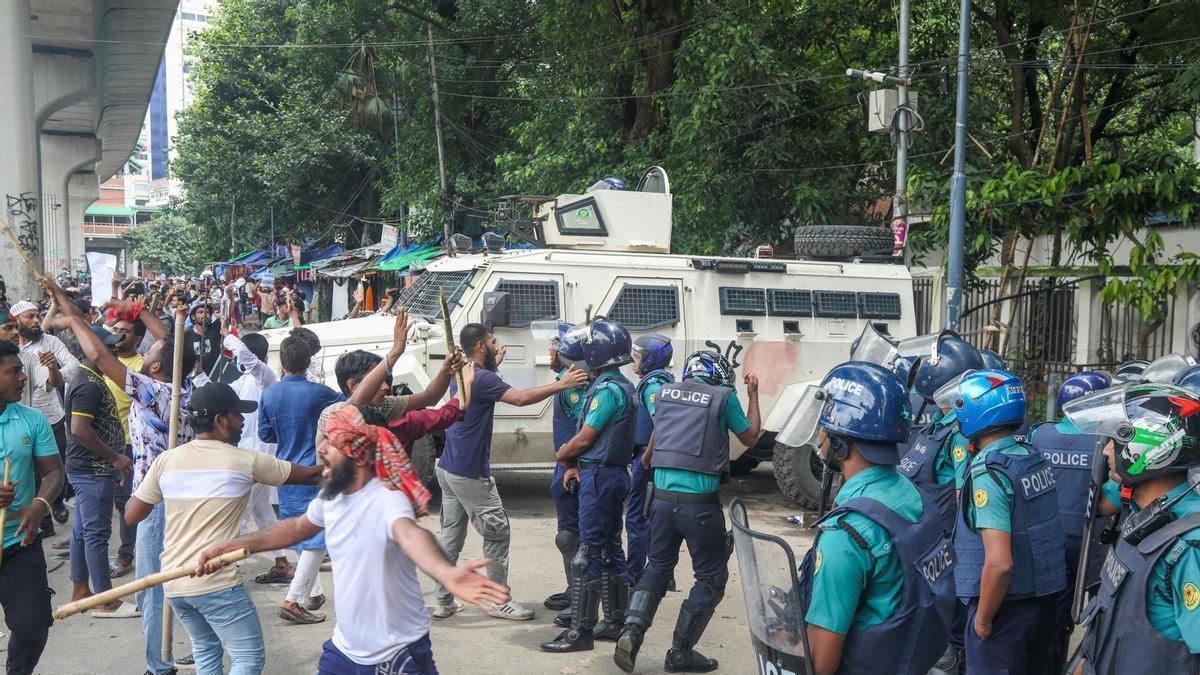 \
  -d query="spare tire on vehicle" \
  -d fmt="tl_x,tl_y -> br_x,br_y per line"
794,224 -> 895,258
